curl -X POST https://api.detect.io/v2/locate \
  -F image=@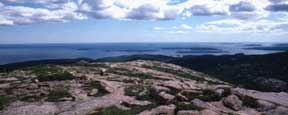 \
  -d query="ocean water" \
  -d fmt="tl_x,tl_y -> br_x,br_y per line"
0,42 -> 286,65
